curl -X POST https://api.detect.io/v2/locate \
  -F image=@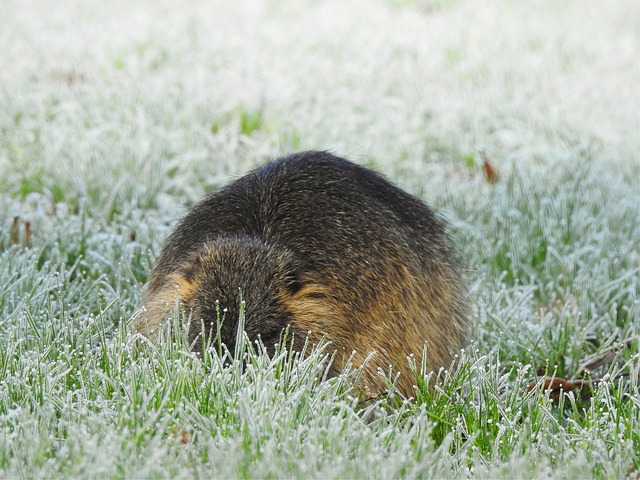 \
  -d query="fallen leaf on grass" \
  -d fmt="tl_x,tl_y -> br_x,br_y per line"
529,336 -> 637,399
9,216 -> 32,248
479,150 -> 498,183
170,425 -> 191,444
527,377 -> 592,399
